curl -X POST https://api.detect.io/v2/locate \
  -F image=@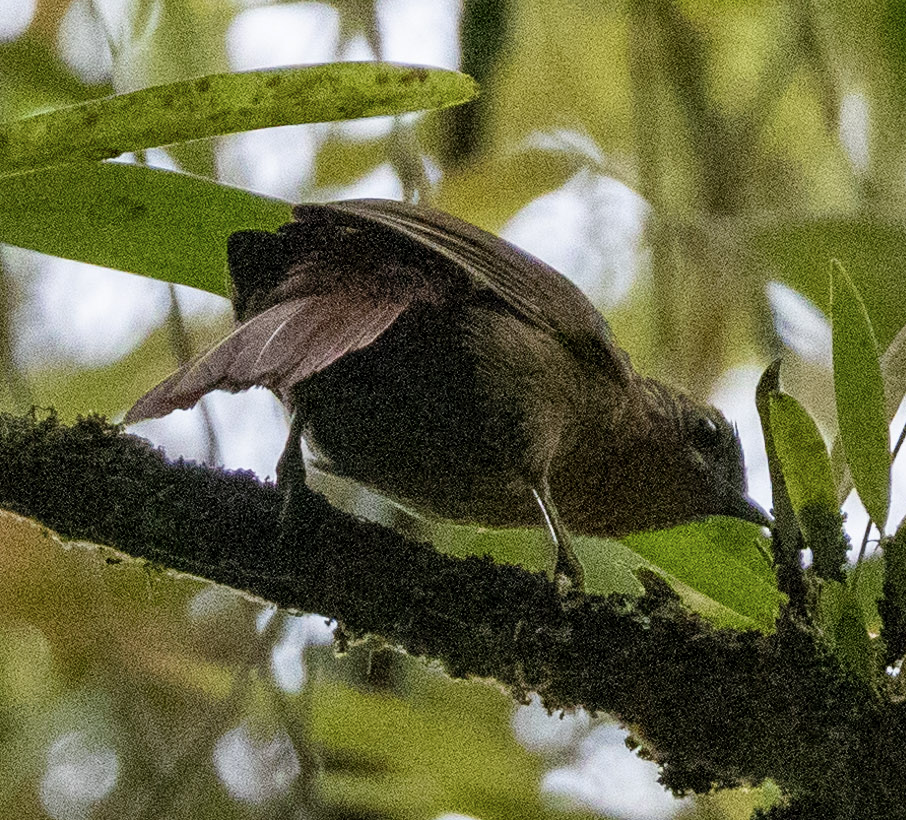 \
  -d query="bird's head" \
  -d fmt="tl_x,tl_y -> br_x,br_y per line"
654,384 -> 770,529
